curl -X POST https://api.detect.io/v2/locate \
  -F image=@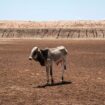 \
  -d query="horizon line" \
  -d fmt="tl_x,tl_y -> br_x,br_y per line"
0,19 -> 105,22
